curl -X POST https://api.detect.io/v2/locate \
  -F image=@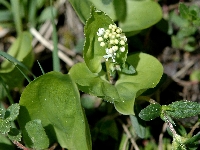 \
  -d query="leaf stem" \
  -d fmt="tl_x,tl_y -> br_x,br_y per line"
13,141 -> 31,150
136,96 -> 157,104
163,113 -> 177,136
105,61 -> 111,83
